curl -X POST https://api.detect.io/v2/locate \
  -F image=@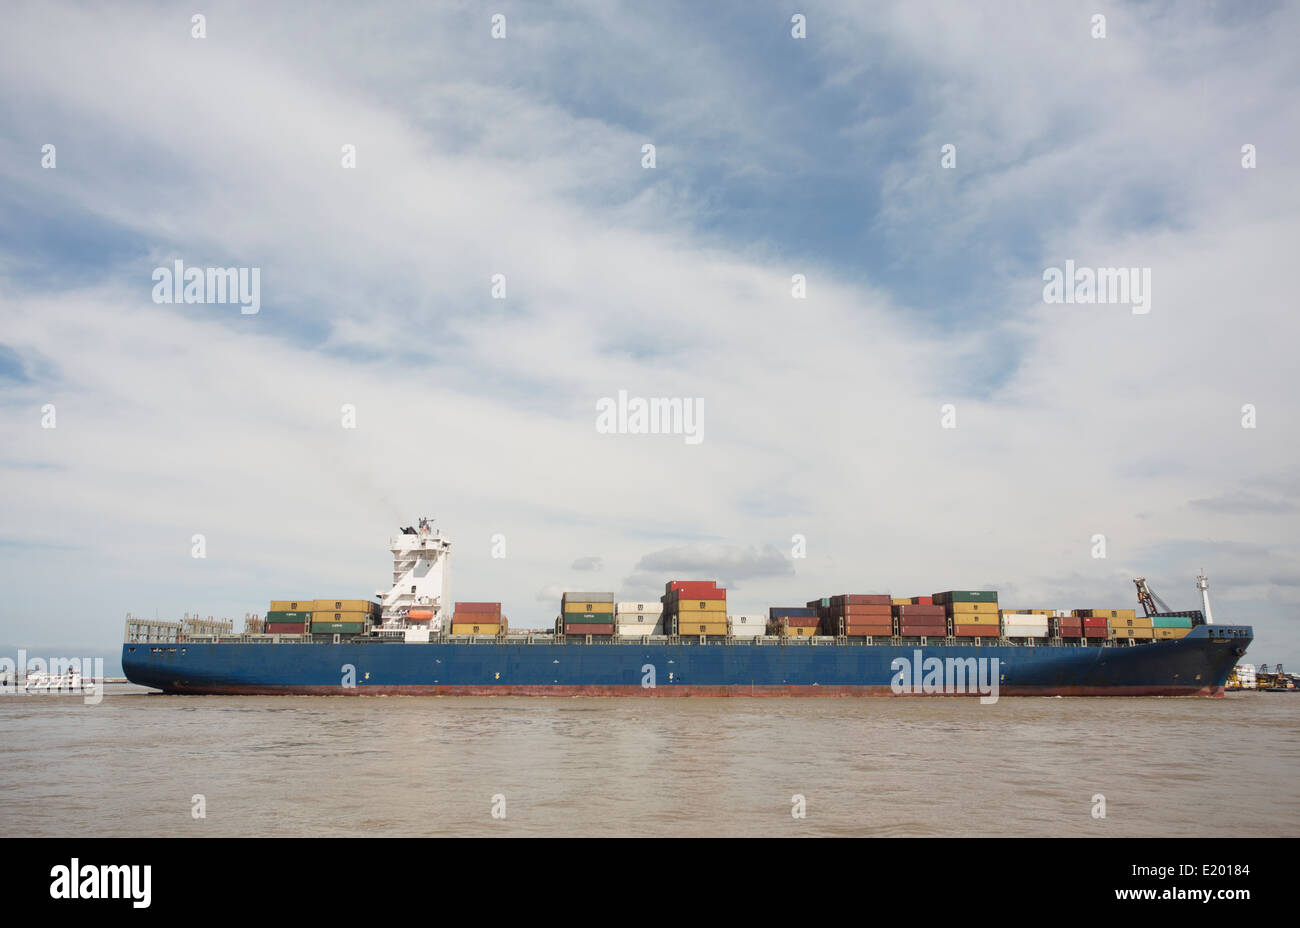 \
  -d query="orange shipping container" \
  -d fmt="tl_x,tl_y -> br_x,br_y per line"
844,624 -> 893,637
953,624 -> 999,637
